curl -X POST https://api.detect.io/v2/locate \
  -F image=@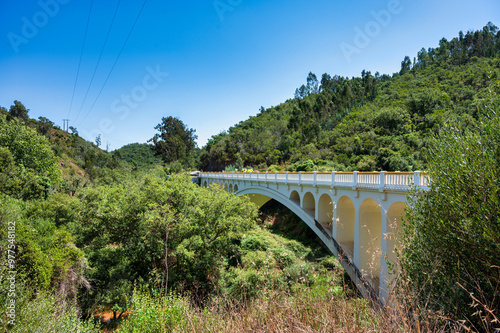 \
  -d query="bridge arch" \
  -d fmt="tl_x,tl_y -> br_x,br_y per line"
229,184 -> 233,193
302,192 -> 315,218
289,190 -> 300,206
359,198 -> 382,289
385,201 -> 406,278
236,187 -> 323,245
318,193 -> 334,234
336,196 -> 355,258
